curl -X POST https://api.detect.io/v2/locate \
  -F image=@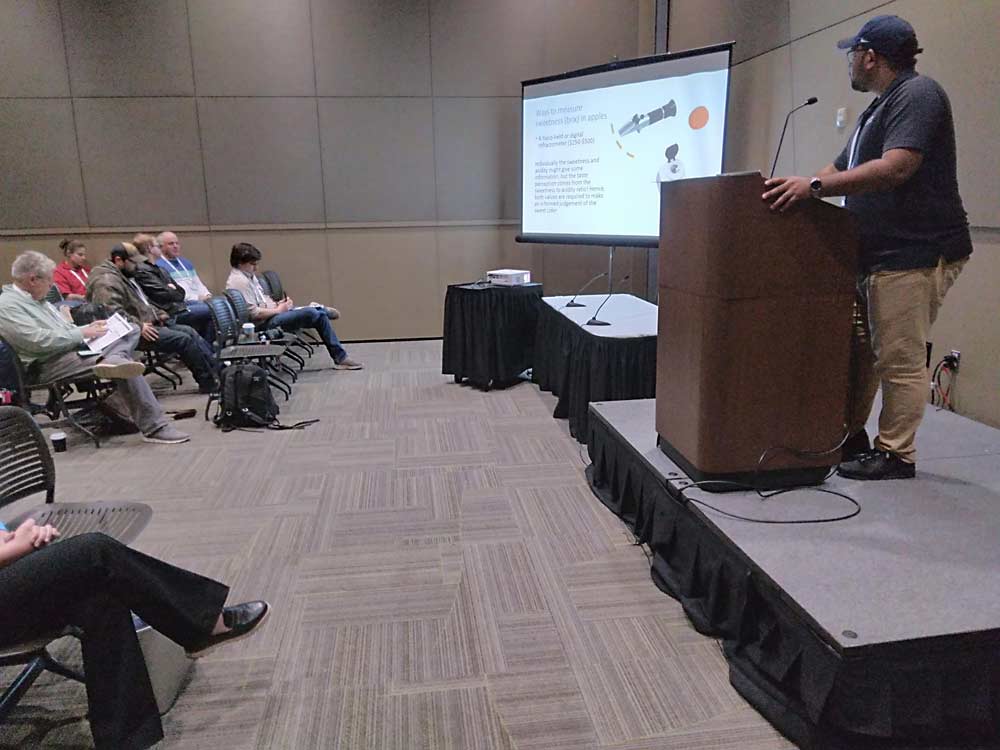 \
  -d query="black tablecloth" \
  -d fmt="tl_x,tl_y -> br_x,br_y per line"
533,300 -> 656,442
442,282 -> 543,387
